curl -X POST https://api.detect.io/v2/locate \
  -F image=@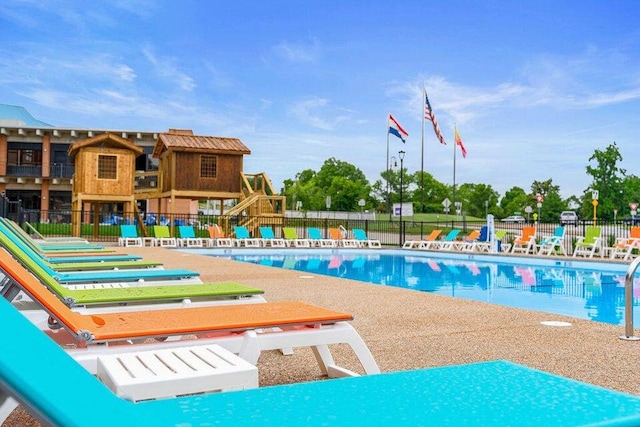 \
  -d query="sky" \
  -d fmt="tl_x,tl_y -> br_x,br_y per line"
1,0 -> 639,200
